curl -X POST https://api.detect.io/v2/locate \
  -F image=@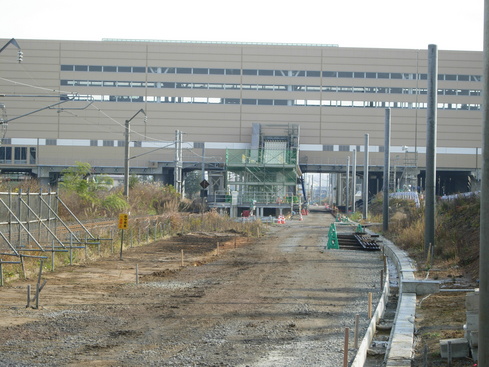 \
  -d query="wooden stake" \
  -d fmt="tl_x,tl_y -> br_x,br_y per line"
136,264 -> 139,285
343,327 -> 349,367
35,282 -> 40,309
181,249 -> 184,267
368,292 -> 373,319
26,284 -> 31,308
354,314 -> 360,349
21,255 -> 26,279
52,240 -> 55,272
